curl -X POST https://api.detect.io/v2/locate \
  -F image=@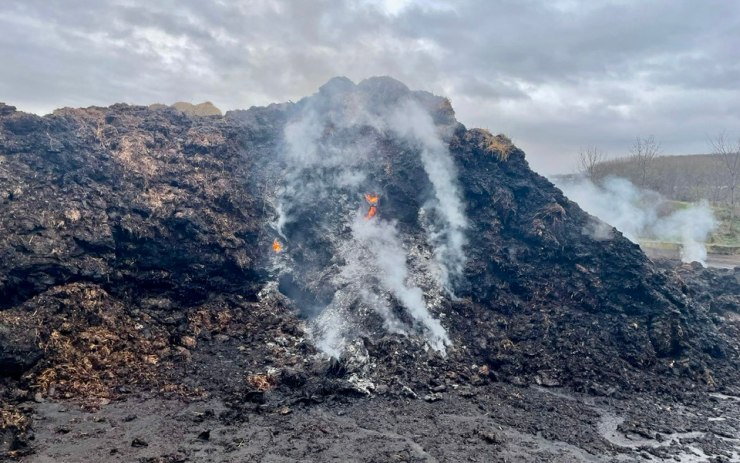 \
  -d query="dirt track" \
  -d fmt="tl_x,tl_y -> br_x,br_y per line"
705,254 -> 739,270
642,246 -> 740,269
